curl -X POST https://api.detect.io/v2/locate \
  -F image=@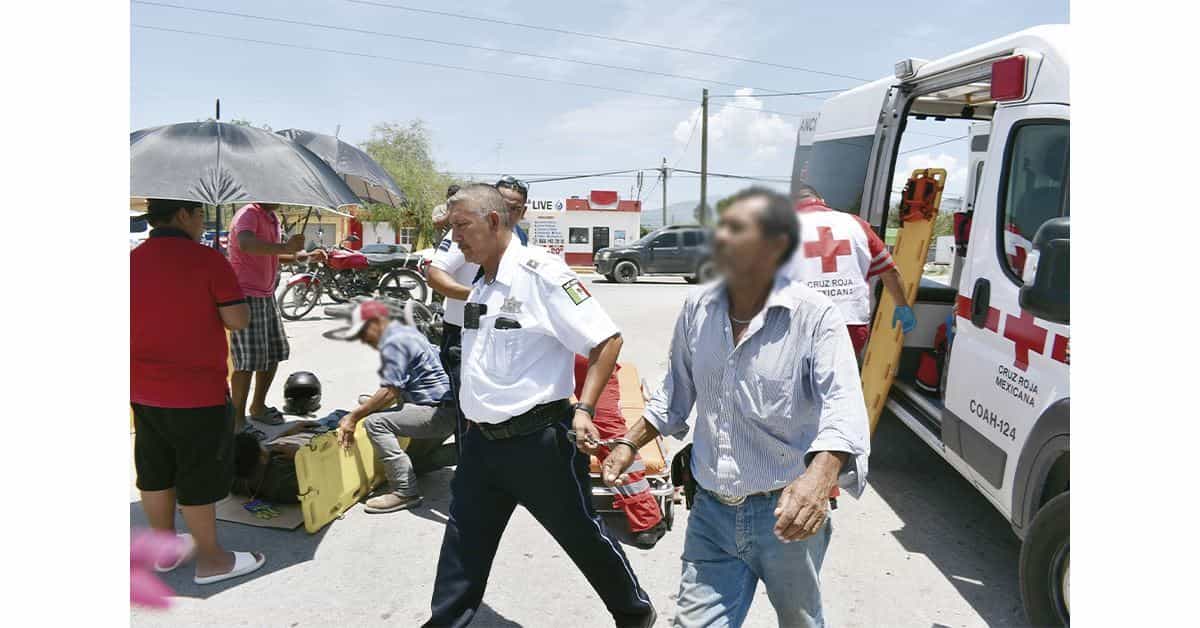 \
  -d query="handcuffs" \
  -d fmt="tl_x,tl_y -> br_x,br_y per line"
566,430 -> 638,454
